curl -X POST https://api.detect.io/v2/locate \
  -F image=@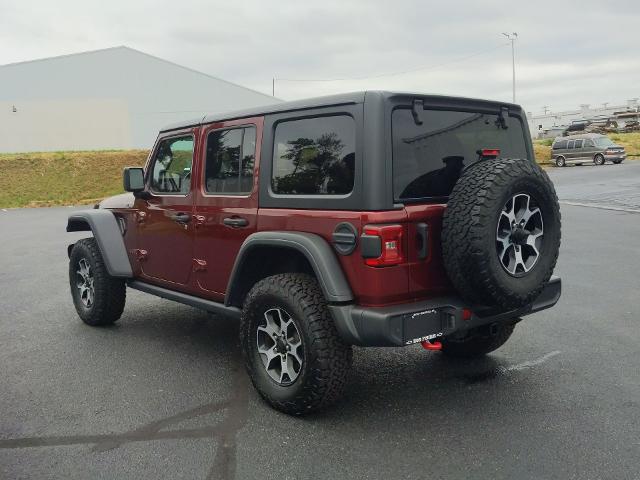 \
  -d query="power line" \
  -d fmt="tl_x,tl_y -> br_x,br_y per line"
275,42 -> 510,83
